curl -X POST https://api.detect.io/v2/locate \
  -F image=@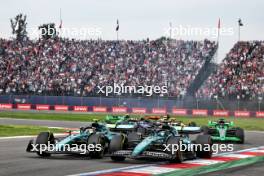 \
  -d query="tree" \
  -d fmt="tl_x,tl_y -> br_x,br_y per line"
10,14 -> 28,41
38,23 -> 58,39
